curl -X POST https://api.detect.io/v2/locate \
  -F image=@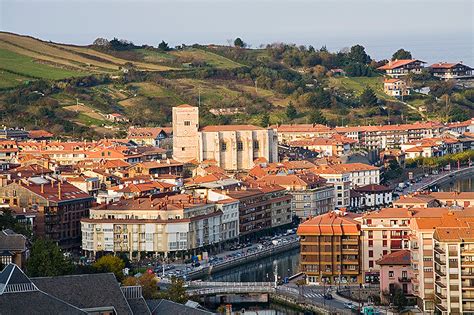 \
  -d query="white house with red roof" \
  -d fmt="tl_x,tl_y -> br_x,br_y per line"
383,78 -> 410,97
429,62 -> 473,80
377,59 -> 426,78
